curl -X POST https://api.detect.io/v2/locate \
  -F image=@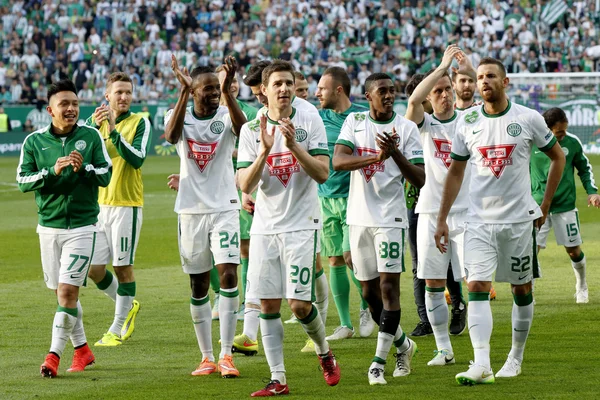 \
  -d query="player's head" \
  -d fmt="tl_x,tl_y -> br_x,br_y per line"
452,68 -> 476,104
244,60 -> 271,106
543,107 -> 568,142
316,66 -> 350,110
190,66 -> 221,113
47,79 -> 79,129
476,57 -> 508,103
365,73 -> 395,115
405,73 -> 433,114
294,71 -> 309,100
424,68 -> 454,114
261,60 -> 295,111
216,64 -> 239,100
105,72 -> 133,114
